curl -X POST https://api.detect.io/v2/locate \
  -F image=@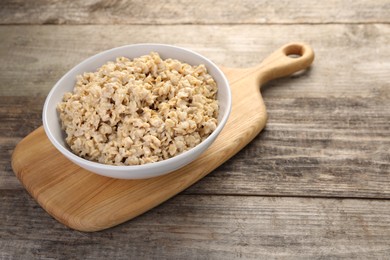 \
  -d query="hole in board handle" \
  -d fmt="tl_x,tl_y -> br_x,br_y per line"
288,54 -> 301,59
283,44 -> 304,59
